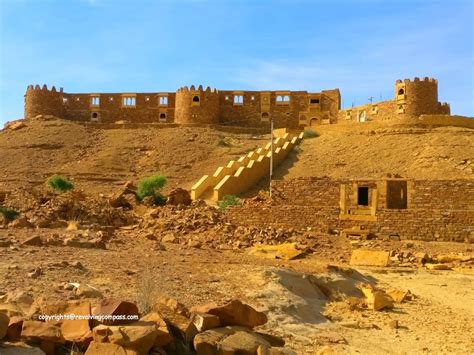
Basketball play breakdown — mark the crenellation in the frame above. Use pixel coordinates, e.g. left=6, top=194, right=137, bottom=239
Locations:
left=23, top=76, right=451, bottom=126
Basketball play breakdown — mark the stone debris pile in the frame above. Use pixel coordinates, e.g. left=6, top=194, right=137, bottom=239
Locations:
left=0, top=294, right=297, bottom=355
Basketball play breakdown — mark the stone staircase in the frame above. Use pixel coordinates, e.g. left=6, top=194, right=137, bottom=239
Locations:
left=191, top=129, right=303, bottom=202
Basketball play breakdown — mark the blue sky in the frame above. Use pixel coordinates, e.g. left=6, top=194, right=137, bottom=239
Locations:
left=0, top=0, right=473, bottom=124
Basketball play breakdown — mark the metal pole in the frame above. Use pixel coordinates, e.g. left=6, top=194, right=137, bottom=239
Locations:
left=270, top=118, right=273, bottom=198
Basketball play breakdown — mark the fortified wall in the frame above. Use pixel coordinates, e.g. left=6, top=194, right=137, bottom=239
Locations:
left=24, top=77, right=451, bottom=128
left=24, top=84, right=341, bottom=129
left=226, top=177, right=474, bottom=242
left=338, top=77, right=450, bottom=123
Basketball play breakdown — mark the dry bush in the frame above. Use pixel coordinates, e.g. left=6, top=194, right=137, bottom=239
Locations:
left=135, top=267, right=159, bottom=314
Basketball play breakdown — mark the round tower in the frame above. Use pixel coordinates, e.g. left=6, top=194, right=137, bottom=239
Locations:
left=394, top=77, right=440, bottom=116
left=24, top=84, right=64, bottom=119
left=175, top=85, right=220, bottom=124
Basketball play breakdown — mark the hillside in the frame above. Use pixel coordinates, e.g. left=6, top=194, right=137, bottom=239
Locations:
left=0, top=118, right=268, bottom=195
left=274, top=122, right=474, bottom=181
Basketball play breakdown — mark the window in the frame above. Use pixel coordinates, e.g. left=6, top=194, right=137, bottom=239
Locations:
left=357, top=187, right=369, bottom=206
left=234, top=95, right=243, bottom=104
left=387, top=181, right=407, bottom=209
left=62, top=98, right=68, bottom=104
left=159, top=113, right=167, bottom=121
left=225, top=95, right=229, bottom=100
left=261, top=112, right=270, bottom=122
left=123, top=97, right=136, bottom=106
left=75, top=97, right=80, bottom=102
left=109, top=97, right=114, bottom=101
left=145, top=96, right=150, bottom=102
left=398, top=88, right=405, bottom=95
left=159, top=96, right=168, bottom=105
left=192, top=96, right=200, bottom=102
left=276, top=95, right=290, bottom=103
left=310, top=98, right=320, bottom=104
left=91, top=112, right=100, bottom=121
left=251, top=95, right=255, bottom=101
left=91, top=96, right=100, bottom=106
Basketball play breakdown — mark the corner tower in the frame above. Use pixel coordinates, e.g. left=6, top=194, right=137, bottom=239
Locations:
left=394, top=77, right=450, bottom=116
left=24, top=84, right=64, bottom=119
left=175, top=85, right=220, bottom=124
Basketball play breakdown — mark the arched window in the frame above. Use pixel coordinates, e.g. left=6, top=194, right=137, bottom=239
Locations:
left=398, top=88, right=405, bottom=95
left=192, top=96, right=200, bottom=102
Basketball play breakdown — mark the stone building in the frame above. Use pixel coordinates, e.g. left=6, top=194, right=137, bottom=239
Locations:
left=23, top=77, right=450, bottom=128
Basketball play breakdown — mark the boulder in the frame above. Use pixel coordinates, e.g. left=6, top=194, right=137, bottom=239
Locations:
left=153, top=304, right=197, bottom=343
left=10, top=217, right=34, bottom=229
left=6, top=316, right=23, bottom=341
left=426, top=263, right=451, bottom=270
left=350, top=249, right=389, bottom=267
left=85, top=341, right=127, bottom=355
left=193, top=326, right=271, bottom=354
left=191, top=299, right=267, bottom=328
left=167, top=188, right=192, bottom=206
left=41, top=301, right=91, bottom=342
left=0, top=311, right=9, bottom=339
left=21, top=320, right=65, bottom=343
left=140, top=312, right=172, bottom=347
left=92, top=322, right=158, bottom=354
left=75, top=284, right=103, bottom=299
left=93, top=299, right=139, bottom=325
left=6, top=121, right=26, bottom=131
left=359, top=286, right=394, bottom=311
left=249, top=243, right=303, bottom=261
left=386, top=289, right=411, bottom=303
left=191, top=312, right=220, bottom=332
left=0, top=343, right=47, bottom=354
left=21, top=236, right=43, bottom=247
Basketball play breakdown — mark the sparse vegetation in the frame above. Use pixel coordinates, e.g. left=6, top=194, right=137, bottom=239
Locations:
left=0, top=206, right=19, bottom=222
left=218, top=194, right=240, bottom=210
left=47, top=175, right=74, bottom=193
left=303, top=129, right=319, bottom=139
left=136, top=174, right=167, bottom=205
left=136, top=267, right=159, bottom=313
left=217, top=137, right=232, bottom=147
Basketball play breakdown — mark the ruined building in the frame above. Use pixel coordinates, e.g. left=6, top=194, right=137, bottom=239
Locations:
left=24, top=77, right=450, bottom=128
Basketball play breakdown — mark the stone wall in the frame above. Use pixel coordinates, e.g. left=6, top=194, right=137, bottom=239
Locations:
left=24, top=85, right=64, bottom=119
left=337, top=77, right=451, bottom=124
left=226, top=177, right=474, bottom=242
left=175, top=86, right=220, bottom=124
left=62, top=92, right=176, bottom=123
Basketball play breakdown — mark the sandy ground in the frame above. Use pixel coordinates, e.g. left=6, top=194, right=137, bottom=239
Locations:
left=1, top=227, right=472, bottom=354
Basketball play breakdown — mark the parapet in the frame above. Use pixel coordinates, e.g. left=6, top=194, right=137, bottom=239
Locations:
left=24, top=83, right=64, bottom=119
left=26, top=84, right=64, bottom=93
left=177, top=85, right=218, bottom=93
left=396, top=77, right=438, bottom=84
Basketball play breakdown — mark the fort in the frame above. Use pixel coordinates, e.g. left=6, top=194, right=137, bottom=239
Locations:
left=23, top=77, right=450, bottom=127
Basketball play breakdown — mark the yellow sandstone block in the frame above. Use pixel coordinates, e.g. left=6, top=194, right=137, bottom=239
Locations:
left=350, top=249, right=389, bottom=267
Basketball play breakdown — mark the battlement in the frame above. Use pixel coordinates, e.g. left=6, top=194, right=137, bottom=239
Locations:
left=26, top=84, right=64, bottom=93
left=177, top=85, right=218, bottom=93
left=22, top=76, right=451, bottom=127
left=396, top=77, right=438, bottom=84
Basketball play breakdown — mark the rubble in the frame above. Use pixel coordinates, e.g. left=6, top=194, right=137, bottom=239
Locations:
left=359, top=284, right=394, bottom=311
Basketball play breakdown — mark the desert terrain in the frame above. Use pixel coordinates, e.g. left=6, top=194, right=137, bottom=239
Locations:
left=0, top=116, right=473, bottom=354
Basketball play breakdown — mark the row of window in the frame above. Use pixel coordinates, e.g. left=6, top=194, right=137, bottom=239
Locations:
left=63, top=96, right=169, bottom=106
left=64, top=94, right=322, bottom=106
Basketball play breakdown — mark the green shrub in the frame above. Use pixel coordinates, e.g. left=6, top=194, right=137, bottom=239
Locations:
left=218, top=195, right=240, bottom=210
left=0, top=206, right=19, bottom=222
left=136, top=175, right=167, bottom=205
left=303, top=129, right=319, bottom=139
left=47, top=175, right=74, bottom=193
left=217, top=137, right=231, bottom=147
